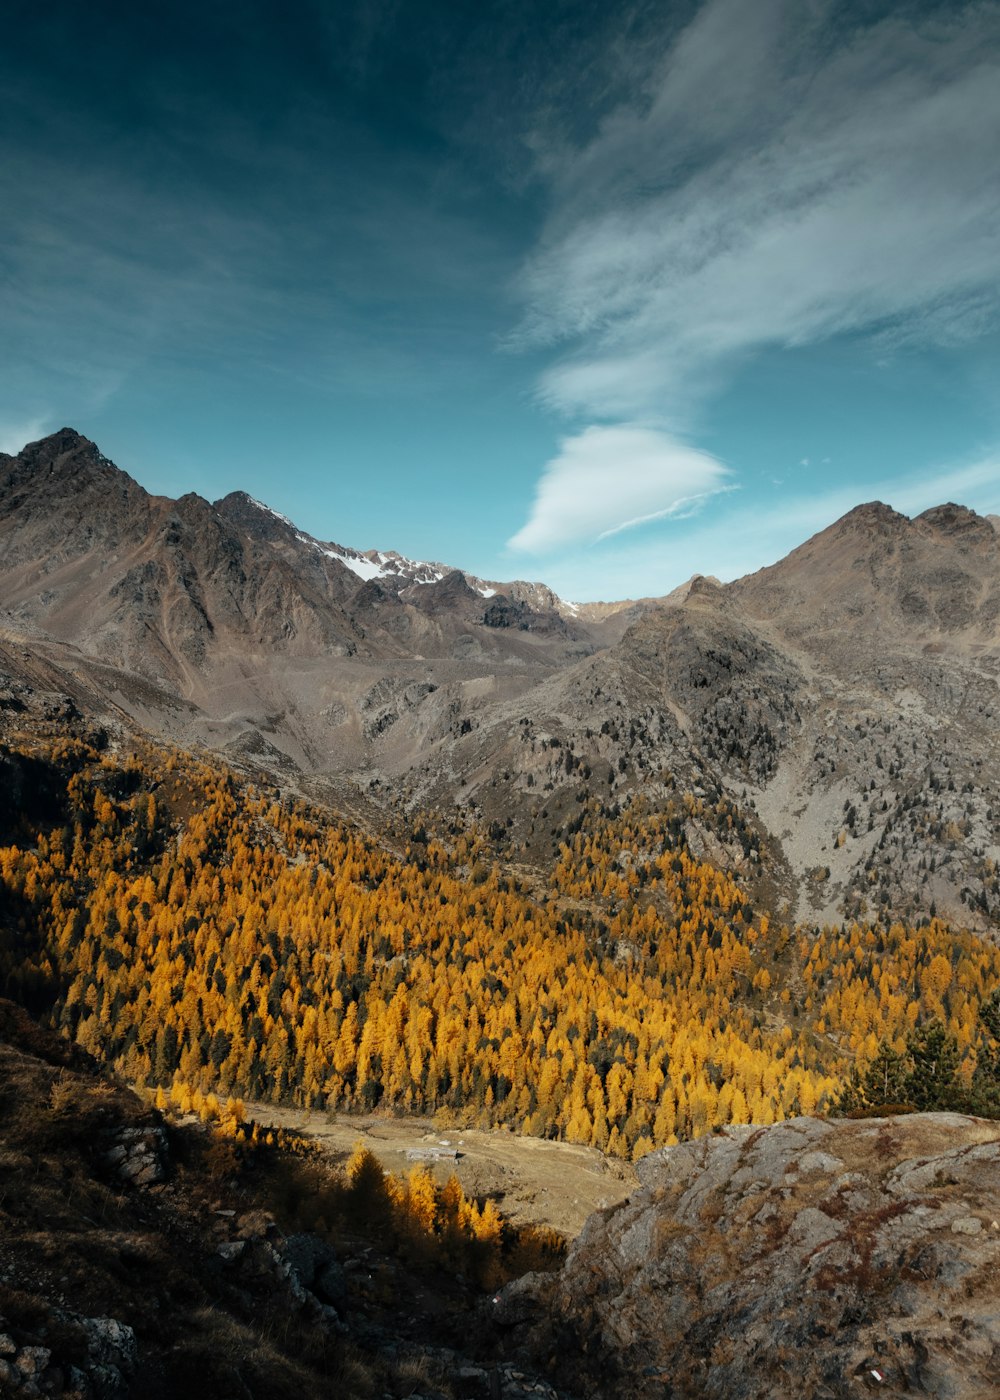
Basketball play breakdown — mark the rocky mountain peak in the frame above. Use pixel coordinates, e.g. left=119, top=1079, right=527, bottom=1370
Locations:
left=214, top=490, right=297, bottom=541
left=685, top=573, right=724, bottom=602
left=835, top=499, right=909, bottom=534
left=27, top=427, right=107, bottom=468
left=22, top=425, right=97, bottom=460
left=2, top=427, right=135, bottom=493
left=731, top=496, right=999, bottom=640
left=414, top=568, right=479, bottom=606
left=916, top=501, right=997, bottom=542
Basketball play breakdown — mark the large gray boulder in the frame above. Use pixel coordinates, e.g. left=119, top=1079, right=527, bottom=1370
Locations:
left=500, top=1114, right=1000, bottom=1398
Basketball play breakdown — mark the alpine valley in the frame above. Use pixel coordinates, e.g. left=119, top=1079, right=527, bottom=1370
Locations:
left=2, top=429, right=1000, bottom=1400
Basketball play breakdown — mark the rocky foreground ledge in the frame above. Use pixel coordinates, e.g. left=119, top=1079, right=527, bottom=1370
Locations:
left=496, top=1114, right=1000, bottom=1399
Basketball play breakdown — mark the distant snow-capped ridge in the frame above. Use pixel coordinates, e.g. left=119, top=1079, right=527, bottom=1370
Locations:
left=307, top=539, right=497, bottom=596
left=240, top=491, right=573, bottom=611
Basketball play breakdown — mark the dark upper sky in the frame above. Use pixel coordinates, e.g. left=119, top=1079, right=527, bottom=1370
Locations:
left=3, top=0, right=999, bottom=599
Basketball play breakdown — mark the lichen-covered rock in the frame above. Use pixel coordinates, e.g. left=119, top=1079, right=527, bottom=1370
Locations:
left=79, top=1317, right=136, bottom=1367
left=211, top=1230, right=348, bottom=1333
left=16, top=1345, right=52, bottom=1375
left=502, top=1114, right=1000, bottom=1399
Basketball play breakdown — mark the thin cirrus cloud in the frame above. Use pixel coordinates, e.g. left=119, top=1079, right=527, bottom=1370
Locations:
left=507, top=425, right=731, bottom=554
left=506, top=0, right=1000, bottom=556
left=518, top=0, right=1000, bottom=418
left=531, top=453, right=1000, bottom=603
left=0, top=415, right=51, bottom=455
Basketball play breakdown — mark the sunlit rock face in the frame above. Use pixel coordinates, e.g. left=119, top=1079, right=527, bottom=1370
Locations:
left=500, top=1113, right=1000, bottom=1400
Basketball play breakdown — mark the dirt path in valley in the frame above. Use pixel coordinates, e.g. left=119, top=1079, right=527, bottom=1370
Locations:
left=246, top=1102, right=638, bottom=1238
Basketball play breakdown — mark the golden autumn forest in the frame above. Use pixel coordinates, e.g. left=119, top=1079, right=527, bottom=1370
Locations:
left=2, top=728, right=1000, bottom=1162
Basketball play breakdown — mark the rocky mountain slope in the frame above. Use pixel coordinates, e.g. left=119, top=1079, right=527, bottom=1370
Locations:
left=10, top=970, right=999, bottom=1400
left=395, top=505, right=1000, bottom=930
left=0, top=999, right=571, bottom=1400
left=498, top=1112, right=1000, bottom=1399
left=0, top=426, right=592, bottom=639
left=2, top=429, right=999, bottom=930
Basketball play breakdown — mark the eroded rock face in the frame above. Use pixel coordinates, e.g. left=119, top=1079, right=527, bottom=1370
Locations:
left=501, top=1114, right=1000, bottom=1399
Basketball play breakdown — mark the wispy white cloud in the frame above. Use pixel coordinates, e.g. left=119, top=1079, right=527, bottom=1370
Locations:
left=532, top=452, right=1000, bottom=602
left=507, top=424, right=730, bottom=553
left=515, top=0, right=1000, bottom=422
left=0, top=75, right=517, bottom=429
left=0, top=415, right=50, bottom=454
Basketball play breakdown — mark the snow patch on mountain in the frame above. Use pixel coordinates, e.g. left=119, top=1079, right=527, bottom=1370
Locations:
left=301, top=537, right=386, bottom=581
left=237, top=488, right=579, bottom=614
left=247, top=496, right=295, bottom=528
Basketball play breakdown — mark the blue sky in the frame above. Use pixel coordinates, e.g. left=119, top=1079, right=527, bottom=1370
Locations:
left=2, top=0, right=999, bottom=601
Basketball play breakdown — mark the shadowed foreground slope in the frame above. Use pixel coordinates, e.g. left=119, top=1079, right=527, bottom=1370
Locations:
left=0, top=999, right=573, bottom=1399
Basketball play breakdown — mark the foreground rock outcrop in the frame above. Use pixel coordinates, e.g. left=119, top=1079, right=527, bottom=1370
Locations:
left=499, top=1114, right=1000, bottom=1398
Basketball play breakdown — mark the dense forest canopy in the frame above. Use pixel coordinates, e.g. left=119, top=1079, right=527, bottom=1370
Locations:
left=1, top=730, right=999, bottom=1160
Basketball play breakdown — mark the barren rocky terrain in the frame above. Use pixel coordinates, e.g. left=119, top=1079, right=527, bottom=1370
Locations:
left=4, top=982, right=1000, bottom=1400
left=3, top=428, right=999, bottom=931
left=499, top=1113, right=1000, bottom=1399
left=0, top=1001, right=573, bottom=1400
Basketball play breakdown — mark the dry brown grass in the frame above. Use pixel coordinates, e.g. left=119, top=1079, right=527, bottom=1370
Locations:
left=388, top=1352, right=451, bottom=1398
left=0, top=999, right=556, bottom=1398
left=0, top=1005, right=365, bottom=1397
left=654, top=1217, right=690, bottom=1254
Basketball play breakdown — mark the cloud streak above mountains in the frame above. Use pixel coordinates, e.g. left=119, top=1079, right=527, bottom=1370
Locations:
left=3, top=1, right=999, bottom=592
left=507, top=0, right=1000, bottom=554
left=508, top=425, right=731, bottom=553
left=532, top=450, right=1000, bottom=603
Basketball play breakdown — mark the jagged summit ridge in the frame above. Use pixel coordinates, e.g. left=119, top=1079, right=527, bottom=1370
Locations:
left=0, top=427, right=600, bottom=771
left=215, top=483, right=561, bottom=606
left=0, top=427, right=143, bottom=499
left=1, top=427, right=999, bottom=930
left=3, top=430, right=571, bottom=617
